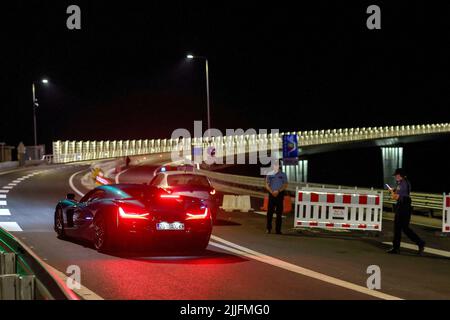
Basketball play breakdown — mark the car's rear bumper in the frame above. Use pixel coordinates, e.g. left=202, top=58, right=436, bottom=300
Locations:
left=116, top=219, right=212, bottom=244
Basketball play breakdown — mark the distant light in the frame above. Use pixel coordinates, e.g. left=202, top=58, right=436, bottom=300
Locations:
left=186, top=54, right=194, bottom=59
left=161, top=167, right=166, bottom=172
left=42, top=79, right=49, bottom=84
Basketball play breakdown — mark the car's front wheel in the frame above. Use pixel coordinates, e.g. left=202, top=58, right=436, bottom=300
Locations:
left=54, top=207, right=65, bottom=239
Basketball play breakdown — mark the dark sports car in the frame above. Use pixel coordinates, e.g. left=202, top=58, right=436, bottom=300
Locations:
left=54, top=184, right=212, bottom=252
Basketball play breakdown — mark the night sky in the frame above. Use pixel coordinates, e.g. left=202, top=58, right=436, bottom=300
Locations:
left=1, top=1, right=449, bottom=151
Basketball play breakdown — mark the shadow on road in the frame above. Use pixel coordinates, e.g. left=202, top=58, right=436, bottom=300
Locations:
left=214, top=218, right=241, bottom=226
left=58, top=236, right=248, bottom=263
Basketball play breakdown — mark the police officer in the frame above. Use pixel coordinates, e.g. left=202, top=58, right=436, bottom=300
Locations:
left=265, top=161, right=288, bottom=234
left=387, top=168, right=425, bottom=255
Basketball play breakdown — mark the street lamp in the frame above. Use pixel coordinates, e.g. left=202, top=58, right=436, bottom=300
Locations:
left=186, top=54, right=211, bottom=132
left=32, top=79, right=49, bottom=159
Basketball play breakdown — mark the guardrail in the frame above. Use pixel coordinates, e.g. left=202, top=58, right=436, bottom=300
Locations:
left=200, top=170, right=444, bottom=213
left=52, top=122, right=450, bottom=163
left=0, top=227, right=78, bottom=300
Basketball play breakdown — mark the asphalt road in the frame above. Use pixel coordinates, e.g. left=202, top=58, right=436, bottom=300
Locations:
left=0, top=160, right=449, bottom=300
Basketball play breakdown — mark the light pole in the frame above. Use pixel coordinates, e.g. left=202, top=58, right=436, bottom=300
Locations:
left=32, top=79, right=49, bottom=159
left=187, top=54, right=211, bottom=131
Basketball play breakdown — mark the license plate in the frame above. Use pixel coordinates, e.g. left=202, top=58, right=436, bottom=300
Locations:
left=156, top=222, right=185, bottom=230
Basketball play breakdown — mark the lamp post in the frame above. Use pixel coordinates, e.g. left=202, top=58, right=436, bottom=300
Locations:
left=32, top=79, right=49, bottom=159
left=187, top=54, right=211, bottom=131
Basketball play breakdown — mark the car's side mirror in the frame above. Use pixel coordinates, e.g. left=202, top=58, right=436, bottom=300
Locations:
left=66, top=193, right=76, bottom=201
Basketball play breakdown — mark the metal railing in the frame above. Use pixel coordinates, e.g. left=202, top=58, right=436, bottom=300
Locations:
left=200, top=170, right=444, bottom=213
left=0, top=227, right=78, bottom=300
left=52, top=122, right=450, bottom=163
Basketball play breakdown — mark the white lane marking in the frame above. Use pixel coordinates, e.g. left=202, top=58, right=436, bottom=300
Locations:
left=0, top=209, right=11, bottom=215
left=17, top=177, right=27, bottom=180
left=210, top=235, right=402, bottom=300
left=12, top=180, right=21, bottom=183
left=0, top=195, right=6, bottom=199
left=382, top=242, right=450, bottom=258
left=115, top=167, right=131, bottom=184
left=0, top=222, right=22, bottom=231
left=3, top=186, right=13, bottom=189
left=0, top=190, right=9, bottom=193
left=8, top=183, right=17, bottom=186
left=69, top=170, right=88, bottom=197
left=0, top=200, right=7, bottom=206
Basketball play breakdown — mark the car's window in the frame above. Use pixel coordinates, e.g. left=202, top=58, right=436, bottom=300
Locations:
left=120, top=186, right=157, bottom=200
left=80, top=189, right=105, bottom=203
left=167, top=174, right=210, bottom=188
left=149, top=174, right=164, bottom=186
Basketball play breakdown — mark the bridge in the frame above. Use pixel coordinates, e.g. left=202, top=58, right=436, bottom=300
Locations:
left=52, top=122, right=450, bottom=186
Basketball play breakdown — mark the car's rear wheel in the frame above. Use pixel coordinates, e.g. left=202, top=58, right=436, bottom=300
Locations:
left=191, top=234, right=210, bottom=253
left=55, top=207, right=65, bottom=239
left=94, top=216, right=115, bottom=253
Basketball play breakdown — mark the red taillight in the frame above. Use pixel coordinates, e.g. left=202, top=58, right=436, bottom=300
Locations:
left=186, top=207, right=209, bottom=220
left=118, top=206, right=149, bottom=220
left=209, top=189, right=216, bottom=195
left=160, top=194, right=180, bottom=199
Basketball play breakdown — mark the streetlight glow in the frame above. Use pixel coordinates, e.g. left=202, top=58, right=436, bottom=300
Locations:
left=186, top=54, right=194, bottom=59
left=42, top=79, right=49, bottom=84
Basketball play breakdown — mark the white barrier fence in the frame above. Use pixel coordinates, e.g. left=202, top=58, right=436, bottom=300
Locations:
left=443, top=194, right=450, bottom=233
left=52, top=122, right=450, bottom=163
left=294, top=187, right=383, bottom=231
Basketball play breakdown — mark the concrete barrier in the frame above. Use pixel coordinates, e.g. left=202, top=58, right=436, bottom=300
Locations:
left=221, top=195, right=254, bottom=212
left=220, top=195, right=238, bottom=212
left=0, top=161, right=18, bottom=171
left=236, top=195, right=252, bottom=212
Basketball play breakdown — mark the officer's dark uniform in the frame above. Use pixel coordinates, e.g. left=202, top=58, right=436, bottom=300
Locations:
left=266, top=170, right=288, bottom=234
left=390, top=170, right=425, bottom=253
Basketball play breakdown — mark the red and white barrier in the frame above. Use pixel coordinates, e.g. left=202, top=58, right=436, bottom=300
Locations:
left=443, top=194, right=450, bottom=233
left=294, top=187, right=383, bottom=231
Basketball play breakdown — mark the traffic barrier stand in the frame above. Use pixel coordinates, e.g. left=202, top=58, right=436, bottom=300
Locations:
left=220, top=195, right=239, bottom=212
left=95, top=175, right=111, bottom=186
left=294, top=187, right=383, bottom=231
left=443, top=193, right=450, bottom=233
left=236, top=195, right=253, bottom=212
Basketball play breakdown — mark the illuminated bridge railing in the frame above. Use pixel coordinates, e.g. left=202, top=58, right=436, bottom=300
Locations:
left=52, top=123, right=450, bottom=163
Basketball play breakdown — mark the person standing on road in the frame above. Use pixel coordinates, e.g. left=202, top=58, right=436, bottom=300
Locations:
left=265, top=161, right=288, bottom=234
left=387, top=168, right=425, bottom=255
